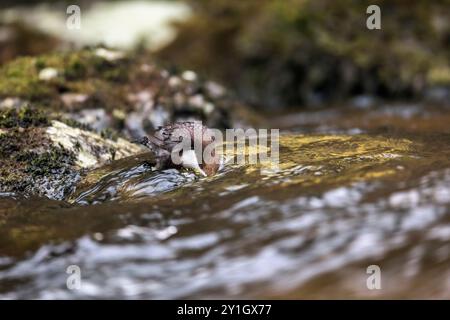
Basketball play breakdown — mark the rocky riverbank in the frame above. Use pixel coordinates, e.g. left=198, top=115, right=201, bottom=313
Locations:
left=0, top=48, right=252, bottom=199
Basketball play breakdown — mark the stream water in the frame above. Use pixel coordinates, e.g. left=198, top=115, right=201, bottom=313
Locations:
left=1, top=103, right=450, bottom=299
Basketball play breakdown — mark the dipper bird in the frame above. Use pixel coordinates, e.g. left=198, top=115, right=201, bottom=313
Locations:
left=137, top=122, right=220, bottom=176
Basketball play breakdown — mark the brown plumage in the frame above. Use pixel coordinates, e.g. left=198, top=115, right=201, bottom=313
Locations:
left=138, top=122, right=220, bottom=176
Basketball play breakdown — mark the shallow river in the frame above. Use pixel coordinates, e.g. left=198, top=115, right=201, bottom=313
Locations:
left=1, top=104, right=450, bottom=299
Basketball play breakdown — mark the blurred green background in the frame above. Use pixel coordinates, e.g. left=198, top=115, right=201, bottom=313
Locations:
left=1, top=0, right=449, bottom=109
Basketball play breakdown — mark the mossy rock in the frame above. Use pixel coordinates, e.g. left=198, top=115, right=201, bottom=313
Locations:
left=0, top=48, right=239, bottom=136
left=0, top=49, right=131, bottom=108
left=0, top=105, right=144, bottom=200
left=0, top=48, right=253, bottom=199
left=0, top=105, right=48, bottom=128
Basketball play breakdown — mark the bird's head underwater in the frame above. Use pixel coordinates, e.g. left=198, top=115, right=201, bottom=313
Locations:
left=137, top=122, right=220, bottom=176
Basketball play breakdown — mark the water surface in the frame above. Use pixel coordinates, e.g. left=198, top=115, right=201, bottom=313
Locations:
left=1, top=104, right=450, bottom=299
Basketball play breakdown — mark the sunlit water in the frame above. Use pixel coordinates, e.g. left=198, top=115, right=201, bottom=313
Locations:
left=1, top=104, right=450, bottom=299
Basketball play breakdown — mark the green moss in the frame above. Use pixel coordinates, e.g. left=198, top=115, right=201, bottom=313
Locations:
left=0, top=131, right=21, bottom=156
left=0, top=105, right=49, bottom=128
left=24, top=147, right=75, bottom=177
left=74, top=141, right=82, bottom=150
left=428, top=66, right=450, bottom=86
left=0, top=49, right=132, bottom=109
left=100, top=128, right=119, bottom=141
left=0, top=57, right=53, bottom=99
left=59, top=117, right=92, bottom=131
left=0, top=127, right=77, bottom=196
left=0, top=128, right=41, bottom=185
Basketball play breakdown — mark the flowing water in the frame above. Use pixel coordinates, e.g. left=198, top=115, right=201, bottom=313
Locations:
left=1, top=104, right=450, bottom=299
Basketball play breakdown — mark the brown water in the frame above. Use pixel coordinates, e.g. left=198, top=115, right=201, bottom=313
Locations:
left=1, top=103, right=450, bottom=299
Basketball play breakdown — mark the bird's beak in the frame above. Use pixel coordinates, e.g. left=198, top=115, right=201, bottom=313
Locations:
left=180, top=149, right=207, bottom=177
left=197, top=168, right=208, bottom=177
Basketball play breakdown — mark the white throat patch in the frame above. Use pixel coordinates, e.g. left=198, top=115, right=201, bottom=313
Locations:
left=180, top=149, right=207, bottom=176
